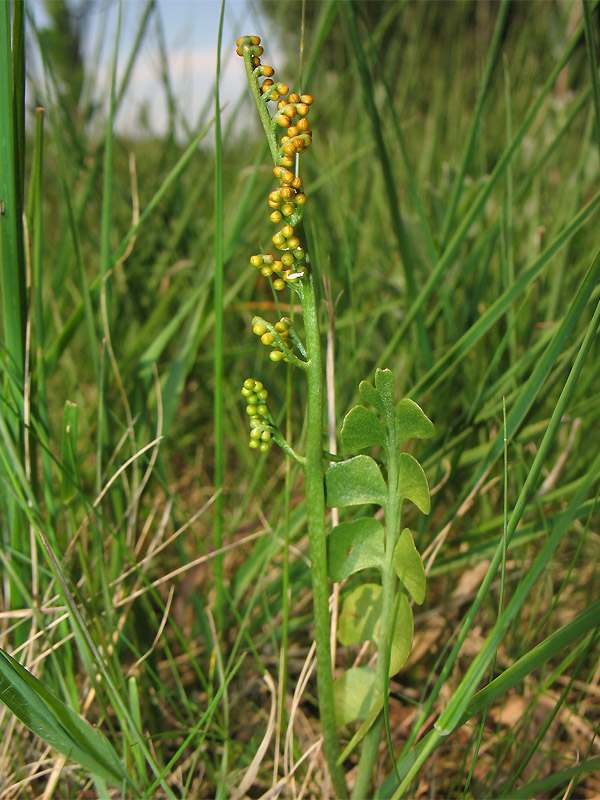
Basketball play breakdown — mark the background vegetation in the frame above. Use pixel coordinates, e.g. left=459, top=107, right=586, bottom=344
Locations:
left=1, top=0, right=599, bottom=797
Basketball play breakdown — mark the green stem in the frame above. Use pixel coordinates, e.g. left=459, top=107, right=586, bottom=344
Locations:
left=214, top=0, right=226, bottom=632
left=0, top=1, right=26, bottom=383
left=352, top=420, right=401, bottom=798
left=241, top=38, right=345, bottom=794
left=241, top=45, right=279, bottom=164
left=301, top=277, right=348, bottom=799
left=270, top=428, right=305, bottom=465
left=252, top=315, right=308, bottom=369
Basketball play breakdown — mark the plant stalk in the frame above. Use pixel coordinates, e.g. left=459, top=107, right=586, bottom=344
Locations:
left=352, top=416, right=401, bottom=798
left=240, top=39, right=346, bottom=794
left=301, top=276, right=348, bottom=798
left=241, top=47, right=279, bottom=164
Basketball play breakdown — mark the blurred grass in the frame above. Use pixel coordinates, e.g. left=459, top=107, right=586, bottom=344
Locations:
left=0, top=0, right=599, bottom=797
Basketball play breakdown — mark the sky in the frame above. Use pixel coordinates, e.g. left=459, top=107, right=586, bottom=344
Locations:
left=30, top=0, right=283, bottom=138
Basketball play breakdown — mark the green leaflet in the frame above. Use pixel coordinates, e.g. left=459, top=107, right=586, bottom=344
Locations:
left=333, top=667, right=376, bottom=726
left=351, top=372, right=434, bottom=456
left=359, top=377, right=385, bottom=415
left=338, top=584, right=414, bottom=676
left=374, top=368, right=396, bottom=415
left=338, top=583, right=382, bottom=646
left=395, top=398, right=435, bottom=448
left=337, top=688, right=386, bottom=765
left=398, top=452, right=431, bottom=514
left=387, top=593, right=414, bottom=675
left=341, top=404, right=387, bottom=451
left=326, top=455, right=387, bottom=507
left=393, top=528, right=427, bottom=605
left=327, top=518, right=385, bottom=581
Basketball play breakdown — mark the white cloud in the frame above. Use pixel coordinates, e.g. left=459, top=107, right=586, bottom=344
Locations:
left=28, top=0, right=285, bottom=141
left=113, top=43, right=254, bottom=139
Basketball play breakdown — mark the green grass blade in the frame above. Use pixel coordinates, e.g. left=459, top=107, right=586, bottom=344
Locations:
left=213, top=1, right=226, bottom=632
left=501, top=55, right=517, bottom=371
left=115, top=1, right=156, bottom=109
left=386, top=248, right=600, bottom=788
left=411, top=188, right=600, bottom=399
left=506, top=757, right=600, bottom=799
left=44, top=119, right=213, bottom=371
left=0, top=647, right=134, bottom=791
left=379, top=599, right=600, bottom=797
left=0, top=2, right=26, bottom=380
left=99, top=5, right=120, bottom=303
left=393, top=253, right=600, bottom=793
left=343, top=0, right=433, bottom=370
left=358, top=12, right=459, bottom=341
left=464, top=248, right=600, bottom=494
left=439, top=0, right=510, bottom=247
left=464, top=599, right=600, bottom=721
left=379, top=14, right=588, bottom=362
left=27, top=107, right=56, bottom=518
left=498, top=629, right=599, bottom=795
left=141, top=654, right=246, bottom=800
left=10, top=0, right=25, bottom=204
left=582, top=0, right=600, bottom=152
left=41, top=66, right=99, bottom=377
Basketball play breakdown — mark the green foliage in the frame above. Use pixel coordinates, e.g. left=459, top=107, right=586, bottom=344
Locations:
left=339, top=404, right=387, bottom=450
left=327, top=454, right=388, bottom=507
left=394, top=399, right=436, bottom=448
left=0, top=648, right=133, bottom=791
left=396, top=453, right=431, bottom=513
left=326, top=369, right=432, bottom=752
left=333, top=667, right=376, bottom=727
left=338, top=585, right=414, bottom=677
left=393, top=529, right=426, bottom=605
left=338, top=583, right=383, bottom=646
left=37, top=0, right=86, bottom=115
left=327, top=518, right=384, bottom=581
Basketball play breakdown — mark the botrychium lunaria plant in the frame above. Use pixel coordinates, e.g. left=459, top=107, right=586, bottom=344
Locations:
left=237, top=35, right=434, bottom=799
